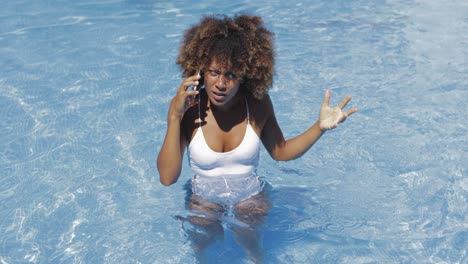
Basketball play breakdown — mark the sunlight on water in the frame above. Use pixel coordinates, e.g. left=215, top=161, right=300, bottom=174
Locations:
left=0, top=0, right=466, bottom=263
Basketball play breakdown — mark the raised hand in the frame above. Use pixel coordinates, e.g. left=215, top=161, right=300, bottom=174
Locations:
left=169, top=71, right=201, bottom=121
left=319, top=89, right=357, bottom=131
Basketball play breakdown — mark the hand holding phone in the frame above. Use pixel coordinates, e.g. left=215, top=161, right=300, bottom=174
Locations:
left=186, top=71, right=201, bottom=107
left=186, top=71, right=201, bottom=92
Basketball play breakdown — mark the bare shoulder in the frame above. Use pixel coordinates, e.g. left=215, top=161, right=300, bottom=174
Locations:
left=248, top=93, right=274, bottom=131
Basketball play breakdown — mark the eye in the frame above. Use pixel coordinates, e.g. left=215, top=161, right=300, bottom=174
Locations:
left=225, top=72, right=237, bottom=81
left=208, top=70, right=220, bottom=77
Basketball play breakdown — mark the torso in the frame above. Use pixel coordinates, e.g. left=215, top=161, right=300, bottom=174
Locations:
left=185, top=89, right=267, bottom=205
left=183, top=89, right=268, bottom=148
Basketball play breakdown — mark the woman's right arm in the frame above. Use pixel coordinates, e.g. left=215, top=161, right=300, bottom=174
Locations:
left=157, top=73, right=200, bottom=186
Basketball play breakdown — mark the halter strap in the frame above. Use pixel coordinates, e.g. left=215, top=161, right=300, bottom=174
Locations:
left=197, top=95, right=202, bottom=128
left=245, top=98, right=250, bottom=123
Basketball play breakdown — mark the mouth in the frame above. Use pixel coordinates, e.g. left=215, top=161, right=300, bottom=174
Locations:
left=211, top=90, right=226, bottom=102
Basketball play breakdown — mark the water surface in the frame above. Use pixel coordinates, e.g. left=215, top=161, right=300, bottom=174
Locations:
left=1, top=0, right=466, bottom=263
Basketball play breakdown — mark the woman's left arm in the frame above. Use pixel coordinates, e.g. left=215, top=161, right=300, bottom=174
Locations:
left=261, top=90, right=357, bottom=161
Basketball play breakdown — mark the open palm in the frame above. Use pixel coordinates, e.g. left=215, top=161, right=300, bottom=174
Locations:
left=319, top=90, right=357, bottom=131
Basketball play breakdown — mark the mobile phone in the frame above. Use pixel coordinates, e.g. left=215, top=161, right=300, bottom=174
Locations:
left=186, top=85, right=198, bottom=91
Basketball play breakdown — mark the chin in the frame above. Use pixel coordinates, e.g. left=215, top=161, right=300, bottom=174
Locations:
left=209, top=98, right=226, bottom=106
left=207, top=93, right=228, bottom=106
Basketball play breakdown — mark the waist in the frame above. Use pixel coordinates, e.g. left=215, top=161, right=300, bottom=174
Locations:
left=191, top=163, right=257, bottom=178
left=191, top=173, right=264, bottom=205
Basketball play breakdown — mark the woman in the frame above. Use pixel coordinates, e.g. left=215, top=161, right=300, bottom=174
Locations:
left=157, top=14, right=357, bottom=259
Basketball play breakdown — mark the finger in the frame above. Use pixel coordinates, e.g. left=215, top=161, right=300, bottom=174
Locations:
left=188, top=71, right=201, bottom=81
left=322, top=89, right=331, bottom=106
left=185, top=89, right=199, bottom=96
left=184, top=82, right=199, bottom=91
left=338, top=108, right=357, bottom=124
left=343, top=107, right=358, bottom=117
left=182, top=71, right=202, bottom=90
left=338, top=95, right=352, bottom=109
left=185, top=76, right=201, bottom=85
left=179, top=79, right=200, bottom=92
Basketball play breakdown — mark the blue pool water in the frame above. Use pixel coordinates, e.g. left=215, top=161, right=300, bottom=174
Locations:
left=1, top=0, right=467, bottom=263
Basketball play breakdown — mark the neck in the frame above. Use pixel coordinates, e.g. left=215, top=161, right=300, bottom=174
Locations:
left=208, top=92, right=247, bottom=132
left=209, top=91, right=244, bottom=112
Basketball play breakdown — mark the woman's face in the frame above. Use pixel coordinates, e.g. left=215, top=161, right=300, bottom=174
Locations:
left=203, top=59, right=242, bottom=109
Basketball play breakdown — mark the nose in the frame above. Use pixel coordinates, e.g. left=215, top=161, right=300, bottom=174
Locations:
left=215, top=75, right=227, bottom=90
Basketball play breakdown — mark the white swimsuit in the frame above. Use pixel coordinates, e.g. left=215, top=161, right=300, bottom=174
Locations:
left=188, top=97, right=264, bottom=206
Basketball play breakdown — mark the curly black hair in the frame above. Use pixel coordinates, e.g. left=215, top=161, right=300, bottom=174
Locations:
left=176, top=14, right=275, bottom=100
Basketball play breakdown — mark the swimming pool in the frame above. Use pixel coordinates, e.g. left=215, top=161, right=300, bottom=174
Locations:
left=1, top=0, right=466, bottom=263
